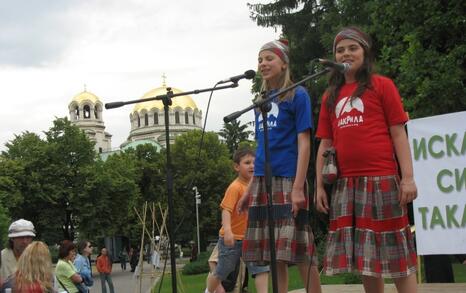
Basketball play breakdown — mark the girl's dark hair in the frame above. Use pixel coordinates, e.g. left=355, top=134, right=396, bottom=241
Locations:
left=326, top=26, right=374, bottom=111
left=58, top=240, right=76, bottom=259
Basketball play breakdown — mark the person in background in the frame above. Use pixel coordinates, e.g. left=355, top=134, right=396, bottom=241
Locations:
left=129, top=247, right=139, bottom=273
left=0, top=219, right=36, bottom=280
left=96, top=248, right=114, bottom=293
left=118, top=249, right=128, bottom=271
left=315, top=26, right=418, bottom=293
left=1, top=241, right=54, bottom=293
left=74, top=240, right=94, bottom=291
left=55, top=240, right=83, bottom=293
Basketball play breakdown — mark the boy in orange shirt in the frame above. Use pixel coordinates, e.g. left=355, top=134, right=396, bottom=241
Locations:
left=205, top=148, right=268, bottom=293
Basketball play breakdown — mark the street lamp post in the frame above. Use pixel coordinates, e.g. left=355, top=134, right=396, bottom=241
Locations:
left=193, top=186, right=201, bottom=255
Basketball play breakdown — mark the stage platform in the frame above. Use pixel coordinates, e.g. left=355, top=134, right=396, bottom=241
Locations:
left=289, top=283, right=466, bottom=292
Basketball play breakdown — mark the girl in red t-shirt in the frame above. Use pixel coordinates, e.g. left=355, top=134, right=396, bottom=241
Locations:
left=315, top=27, right=418, bottom=293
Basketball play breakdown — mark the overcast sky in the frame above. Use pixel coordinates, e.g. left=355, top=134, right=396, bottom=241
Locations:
left=0, top=0, right=280, bottom=151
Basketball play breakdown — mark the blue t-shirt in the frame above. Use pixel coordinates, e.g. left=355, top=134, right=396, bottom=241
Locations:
left=254, top=86, right=312, bottom=177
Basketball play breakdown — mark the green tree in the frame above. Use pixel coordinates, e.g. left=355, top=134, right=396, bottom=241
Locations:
left=248, top=0, right=466, bottom=118
left=367, top=0, right=466, bottom=117
left=132, top=144, right=166, bottom=203
left=170, top=130, right=234, bottom=247
left=1, top=118, right=96, bottom=242
left=41, top=118, right=96, bottom=241
left=0, top=202, right=10, bottom=247
left=0, top=157, right=22, bottom=246
left=78, top=152, right=140, bottom=243
left=218, top=120, right=254, bottom=155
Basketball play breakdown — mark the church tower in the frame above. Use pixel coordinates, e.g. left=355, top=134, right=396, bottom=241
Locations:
left=68, top=89, right=112, bottom=153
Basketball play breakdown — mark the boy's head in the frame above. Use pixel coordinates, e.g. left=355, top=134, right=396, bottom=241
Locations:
left=233, top=147, right=255, bottom=181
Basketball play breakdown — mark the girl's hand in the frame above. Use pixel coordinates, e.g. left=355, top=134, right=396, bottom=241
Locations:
left=399, top=177, right=417, bottom=205
left=237, top=193, right=250, bottom=214
left=291, top=187, right=305, bottom=217
left=315, top=186, right=329, bottom=214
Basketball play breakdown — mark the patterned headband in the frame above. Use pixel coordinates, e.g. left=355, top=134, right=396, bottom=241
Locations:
left=260, top=39, right=290, bottom=63
left=333, top=28, right=370, bottom=54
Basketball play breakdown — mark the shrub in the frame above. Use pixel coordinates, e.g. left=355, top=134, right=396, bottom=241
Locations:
left=182, top=251, right=210, bottom=275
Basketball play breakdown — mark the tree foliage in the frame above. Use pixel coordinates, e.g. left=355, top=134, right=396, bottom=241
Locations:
left=170, top=130, right=234, bottom=247
left=0, top=122, right=237, bottom=249
left=1, top=119, right=97, bottom=242
left=248, top=0, right=466, bottom=118
left=218, top=120, right=254, bottom=156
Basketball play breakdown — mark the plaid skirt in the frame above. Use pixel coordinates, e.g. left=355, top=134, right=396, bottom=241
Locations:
left=242, top=176, right=318, bottom=266
left=323, top=175, right=417, bottom=278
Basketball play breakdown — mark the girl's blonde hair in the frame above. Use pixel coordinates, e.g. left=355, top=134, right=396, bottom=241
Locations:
left=15, top=241, right=54, bottom=292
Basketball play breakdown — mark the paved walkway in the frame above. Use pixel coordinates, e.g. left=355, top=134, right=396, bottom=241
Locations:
left=90, top=262, right=161, bottom=293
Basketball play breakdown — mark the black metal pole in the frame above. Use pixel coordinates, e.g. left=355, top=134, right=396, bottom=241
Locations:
left=161, top=88, right=178, bottom=292
left=260, top=101, right=279, bottom=293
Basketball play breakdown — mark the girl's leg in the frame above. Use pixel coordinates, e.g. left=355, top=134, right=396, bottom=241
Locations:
left=297, top=263, right=322, bottom=293
left=254, top=272, right=269, bottom=293
left=276, top=262, right=288, bottom=293
left=362, top=275, right=384, bottom=293
left=393, top=274, right=417, bottom=293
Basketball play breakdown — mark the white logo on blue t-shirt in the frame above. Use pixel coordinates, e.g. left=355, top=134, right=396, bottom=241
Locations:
left=257, top=102, right=280, bottom=130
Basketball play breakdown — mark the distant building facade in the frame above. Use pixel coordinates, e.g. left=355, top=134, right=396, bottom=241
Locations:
left=69, top=82, right=203, bottom=156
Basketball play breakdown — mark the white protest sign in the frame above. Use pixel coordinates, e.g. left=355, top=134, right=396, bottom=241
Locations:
left=408, top=111, right=466, bottom=255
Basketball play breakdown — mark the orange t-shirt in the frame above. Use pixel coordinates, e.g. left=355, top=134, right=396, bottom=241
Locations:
left=219, top=177, right=248, bottom=240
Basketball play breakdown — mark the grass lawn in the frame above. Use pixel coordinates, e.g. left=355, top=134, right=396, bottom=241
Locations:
left=153, top=263, right=466, bottom=293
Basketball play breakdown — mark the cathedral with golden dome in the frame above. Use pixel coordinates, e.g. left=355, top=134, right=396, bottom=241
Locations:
left=68, top=79, right=203, bottom=155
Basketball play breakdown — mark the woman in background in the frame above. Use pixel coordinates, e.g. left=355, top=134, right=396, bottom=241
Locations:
left=55, top=240, right=83, bottom=293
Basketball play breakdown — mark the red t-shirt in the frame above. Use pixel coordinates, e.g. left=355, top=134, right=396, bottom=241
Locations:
left=316, top=75, right=408, bottom=177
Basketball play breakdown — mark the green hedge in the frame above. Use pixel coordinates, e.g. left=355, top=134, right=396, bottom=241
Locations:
left=182, top=251, right=211, bottom=275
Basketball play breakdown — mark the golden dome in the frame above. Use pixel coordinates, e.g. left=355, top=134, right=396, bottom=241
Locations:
left=71, top=91, right=101, bottom=104
left=133, top=86, right=198, bottom=113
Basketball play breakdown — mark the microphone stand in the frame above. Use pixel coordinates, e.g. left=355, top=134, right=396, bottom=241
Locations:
left=224, top=68, right=329, bottom=293
left=106, top=82, right=239, bottom=293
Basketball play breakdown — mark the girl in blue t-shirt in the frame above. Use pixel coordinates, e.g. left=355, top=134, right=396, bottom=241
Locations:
left=238, top=39, right=321, bottom=293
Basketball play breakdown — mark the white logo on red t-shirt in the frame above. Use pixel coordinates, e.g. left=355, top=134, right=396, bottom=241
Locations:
left=335, top=96, right=364, bottom=128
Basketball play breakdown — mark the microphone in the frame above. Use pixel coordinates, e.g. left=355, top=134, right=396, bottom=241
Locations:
left=218, top=70, right=256, bottom=84
left=318, top=59, right=351, bottom=73
left=105, top=101, right=126, bottom=109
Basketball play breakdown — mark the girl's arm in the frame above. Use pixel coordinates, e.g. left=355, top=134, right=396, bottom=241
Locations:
left=390, top=124, right=417, bottom=205
left=291, top=129, right=311, bottom=217
left=315, top=138, right=333, bottom=214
